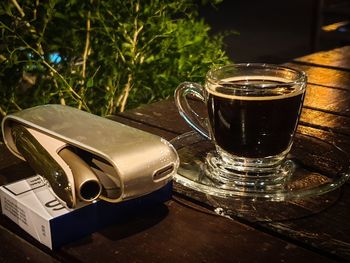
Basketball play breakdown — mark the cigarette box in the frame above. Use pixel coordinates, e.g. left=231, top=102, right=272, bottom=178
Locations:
left=0, top=175, right=171, bottom=249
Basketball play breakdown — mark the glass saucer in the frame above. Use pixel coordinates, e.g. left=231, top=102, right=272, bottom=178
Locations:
left=171, top=131, right=350, bottom=202
left=171, top=131, right=350, bottom=221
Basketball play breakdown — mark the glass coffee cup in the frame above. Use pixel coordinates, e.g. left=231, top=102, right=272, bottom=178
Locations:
left=175, top=63, right=307, bottom=190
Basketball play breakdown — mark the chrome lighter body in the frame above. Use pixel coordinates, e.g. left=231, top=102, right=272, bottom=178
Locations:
left=2, top=105, right=179, bottom=208
left=11, top=125, right=75, bottom=207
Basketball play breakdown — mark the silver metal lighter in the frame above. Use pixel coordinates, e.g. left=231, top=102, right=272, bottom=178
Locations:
left=2, top=105, right=179, bottom=208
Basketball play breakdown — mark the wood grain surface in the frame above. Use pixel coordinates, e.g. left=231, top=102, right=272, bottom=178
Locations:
left=1, top=46, right=350, bottom=262
left=294, top=46, right=350, bottom=70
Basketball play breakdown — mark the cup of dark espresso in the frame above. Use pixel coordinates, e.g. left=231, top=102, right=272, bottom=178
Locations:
left=175, top=64, right=307, bottom=189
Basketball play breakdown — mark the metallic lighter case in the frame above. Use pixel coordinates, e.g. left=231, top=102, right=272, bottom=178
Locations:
left=2, top=105, right=179, bottom=208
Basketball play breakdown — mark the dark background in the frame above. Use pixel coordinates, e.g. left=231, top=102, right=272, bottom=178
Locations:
left=199, top=0, right=350, bottom=63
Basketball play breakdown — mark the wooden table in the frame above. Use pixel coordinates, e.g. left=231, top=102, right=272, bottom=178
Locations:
left=1, top=46, right=350, bottom=262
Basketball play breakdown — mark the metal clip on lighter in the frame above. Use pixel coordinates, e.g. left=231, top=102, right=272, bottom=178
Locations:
left=2, top=105, right=179, bottom=208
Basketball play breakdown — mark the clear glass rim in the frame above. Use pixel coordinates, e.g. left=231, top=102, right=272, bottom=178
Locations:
left=206, top=63, right=307, bottom=88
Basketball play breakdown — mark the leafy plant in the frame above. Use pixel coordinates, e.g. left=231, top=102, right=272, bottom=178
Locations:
left=0, top=0, right=230, bottom=117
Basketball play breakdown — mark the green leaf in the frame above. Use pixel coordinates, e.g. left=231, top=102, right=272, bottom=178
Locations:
left=86, top=78, right=93, bottom=88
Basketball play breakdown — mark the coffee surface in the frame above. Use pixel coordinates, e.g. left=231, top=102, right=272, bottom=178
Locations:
left=207, top=78, right=305, bottom=158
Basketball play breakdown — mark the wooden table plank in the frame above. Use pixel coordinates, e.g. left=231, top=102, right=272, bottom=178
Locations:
left=300, top=108, right=350, bottom=136
left=303, top=84, right=350, bottom=117
left=0, top=222, right=59, bottom=263
left=0, top=143, right=22, bottom=170
left=297, top=125, right=350, bottom=156
left=293, top=46, right=350, bottom=70
left=119, top=99, right=202, bottom=136
left=173, top=182, right=350, bottom=261
left=262, top=184, right=350, bottom=261
left=285, top=62, right=350, bottom=90
left=57, top=199, right=334, bottom=263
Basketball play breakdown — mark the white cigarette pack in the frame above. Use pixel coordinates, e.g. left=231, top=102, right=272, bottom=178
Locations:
left=0, top=175, right=171, bottom=249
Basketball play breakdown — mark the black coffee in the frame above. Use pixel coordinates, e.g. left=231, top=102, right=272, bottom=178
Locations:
left=207, top=79, right=305, bottom=158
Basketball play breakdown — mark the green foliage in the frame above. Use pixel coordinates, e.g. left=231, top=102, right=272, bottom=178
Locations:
left=0, top=0, right=230, bottom=117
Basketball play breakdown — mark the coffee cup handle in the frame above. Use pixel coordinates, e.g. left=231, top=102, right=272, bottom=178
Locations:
left=174, top=82, right=210, bottom=140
